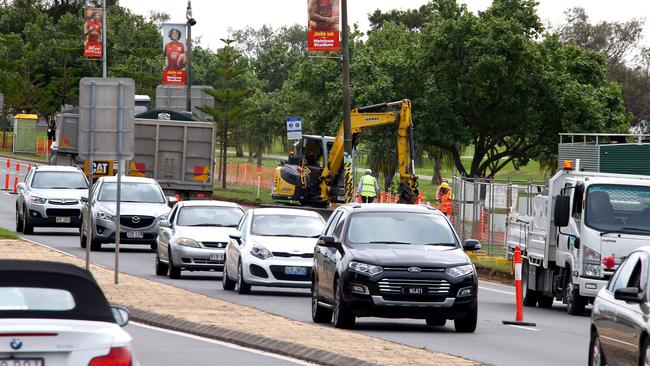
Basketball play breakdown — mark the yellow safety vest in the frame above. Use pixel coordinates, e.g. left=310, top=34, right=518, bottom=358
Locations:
left=360, top=175, right=377, bottom=197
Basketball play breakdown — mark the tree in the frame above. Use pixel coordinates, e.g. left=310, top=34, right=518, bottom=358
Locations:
left=199, top=39, right=251, bottom=189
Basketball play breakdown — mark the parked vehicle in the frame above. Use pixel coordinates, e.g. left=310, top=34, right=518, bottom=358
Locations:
left=222, top=208, right=326, bottom=294
left=80, top=176, right=172, bottom=251
left=589, top=247, right=650, bottom=366
left=156, top=200, right=245, bottom=279
left=15, top=165, right=88, bottom=235
left=0, top=259, right=134, bottom=365
left=311, top=204, right=480, bottom=331
left=506, top=154, right=650, bottom=315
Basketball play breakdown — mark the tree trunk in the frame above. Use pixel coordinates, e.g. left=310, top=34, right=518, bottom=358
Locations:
left=235, top=143, right=244, bottom=158
left=221, top=123, right=228, bottom=190
left=256, top=147, right=263, bottom=167
left=247, top=150, right=255, bottom=164
left=432, top=152, right=443, bottom=185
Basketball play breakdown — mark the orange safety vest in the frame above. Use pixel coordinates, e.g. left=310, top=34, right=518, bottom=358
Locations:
left=439, top=191, right=453, bottom=216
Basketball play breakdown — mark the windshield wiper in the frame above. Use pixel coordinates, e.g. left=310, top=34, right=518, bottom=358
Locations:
left=277, top=234, right=310, bottom=238
left=600, top=227, right=650, bottom=236
left=622, top=227, right=650, bottom=234
left=368, top=241, right=411, bottom=245
left=187, top=223, right=225, bottom=227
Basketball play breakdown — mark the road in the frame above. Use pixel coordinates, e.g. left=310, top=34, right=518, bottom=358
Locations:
left=0, top=159, right=592, bottom=366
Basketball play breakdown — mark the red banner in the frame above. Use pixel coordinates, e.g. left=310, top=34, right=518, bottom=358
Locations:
left=83, top=7, right=103, bottom=58
left=307, top=0, right=340, bottom=52
left=162, top=24, right=187, bottom=85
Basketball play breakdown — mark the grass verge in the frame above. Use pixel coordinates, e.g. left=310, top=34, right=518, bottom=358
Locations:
left=213, top=185, right=274, bottom=206
left=0, top=228, right=19, bottom=240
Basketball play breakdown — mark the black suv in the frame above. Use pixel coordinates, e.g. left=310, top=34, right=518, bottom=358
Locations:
left=311, top=204, right=480, bottom=332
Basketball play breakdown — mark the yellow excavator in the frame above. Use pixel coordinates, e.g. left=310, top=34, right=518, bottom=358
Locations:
left=272, top=99, right=419, bottom=206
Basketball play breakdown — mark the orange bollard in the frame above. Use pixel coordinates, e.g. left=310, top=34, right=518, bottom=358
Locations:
left=13, top=162, right=20, bottom=193
left=502, top=246, right=536, bottom=327
left=4, top=159, right=10, bottom=190
left=28, top=163, right=32, bottom=171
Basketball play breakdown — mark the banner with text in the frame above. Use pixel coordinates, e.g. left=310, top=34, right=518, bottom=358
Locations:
left=307, top=0, right=340, bottom=52
left=83, top=7, right=103, bottom=58
left=162, top=23, right=187, bottom=85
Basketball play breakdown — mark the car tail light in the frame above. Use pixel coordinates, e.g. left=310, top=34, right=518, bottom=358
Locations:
left=88, top=346, right=132, bottom=366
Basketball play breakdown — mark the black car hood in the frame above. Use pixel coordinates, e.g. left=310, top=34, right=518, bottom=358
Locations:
left=348, top=244, right=469, bottom=268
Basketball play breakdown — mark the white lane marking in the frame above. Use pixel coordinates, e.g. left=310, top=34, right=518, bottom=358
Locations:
left=131, top=322, right=318, bottom=366
left=505, top=324, right=539, bottom=332
left=479, top=286, right=515, bottom=295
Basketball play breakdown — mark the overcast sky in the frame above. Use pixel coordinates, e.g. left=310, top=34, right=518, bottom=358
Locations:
left=121, top=0, right=649, bottom=50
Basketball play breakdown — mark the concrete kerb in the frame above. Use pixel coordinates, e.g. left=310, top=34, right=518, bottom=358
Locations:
left=0, top=239, right=484, bottom=366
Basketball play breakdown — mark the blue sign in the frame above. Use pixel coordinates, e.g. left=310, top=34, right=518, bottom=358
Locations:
left=286, top=117, right=302, bottom=140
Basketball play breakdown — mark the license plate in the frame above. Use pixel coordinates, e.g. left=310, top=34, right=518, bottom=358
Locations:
left=284, top=266, right=307, bottom=275
left=126, top=231, right=143, bottom=239
left=403, top=287, right=426, bottom=295
left=209, top=252, right=224, bottom=261
left=55, top=216, right=71, bottom=223
left=0, top=359, right=44, bottom=366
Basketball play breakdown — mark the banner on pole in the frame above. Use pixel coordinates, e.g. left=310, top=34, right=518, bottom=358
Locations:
left=162, top=23, right=187, bottom=85
left=307, top=0, right=340, bottom=52
left=83, top=7, right=103, bottom=58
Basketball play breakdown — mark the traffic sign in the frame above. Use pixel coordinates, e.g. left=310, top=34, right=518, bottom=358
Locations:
left=286, top=117, right=302, bottom=140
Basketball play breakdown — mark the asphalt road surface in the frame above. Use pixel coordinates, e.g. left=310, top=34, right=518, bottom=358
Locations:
left=0, top=160, right=592, bottom=366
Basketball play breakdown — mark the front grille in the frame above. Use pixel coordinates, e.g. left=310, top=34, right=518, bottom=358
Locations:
left=378, top=278, right=451, bottom=296
left=120, top=215, right=155, bottom=229
left=383, top=267, right=445, bottom=273
left=46, top=208, right=80, bottom=217
left=269, top=265, right=311, bottom=281
left=202, top=241, right=228, bottom=249
left=193, top=258, right=224, bottom=265
left=272, top=252, right=313, bottom=258
left=48, top=199, right=79, bottom=205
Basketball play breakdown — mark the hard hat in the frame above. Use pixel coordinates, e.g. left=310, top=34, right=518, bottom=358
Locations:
left=365, top=169, right=372, bottom=175
left=440, top=182, right=450, bottom=189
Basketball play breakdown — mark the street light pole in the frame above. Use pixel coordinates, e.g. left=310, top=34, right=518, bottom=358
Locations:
left=341, top=0, right=352, bottom=156
left=102, top=0, right=107, bottom=78
left=185, top=1, right=195, bottom=113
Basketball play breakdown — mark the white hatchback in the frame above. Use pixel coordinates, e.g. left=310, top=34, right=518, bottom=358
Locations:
left=222, top=208, right=325, bottom=294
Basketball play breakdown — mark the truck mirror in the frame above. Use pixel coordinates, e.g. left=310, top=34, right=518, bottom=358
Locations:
left=554, top=196, right=571, bottom=228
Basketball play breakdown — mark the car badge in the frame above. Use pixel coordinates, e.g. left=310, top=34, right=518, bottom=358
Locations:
left=10, top=338, right=22, bottom=350
left=408, top=267, right=422, bottom=273
left=217, top=243, right=223, bottom=248
left=131, top=216, right=140, bottom=224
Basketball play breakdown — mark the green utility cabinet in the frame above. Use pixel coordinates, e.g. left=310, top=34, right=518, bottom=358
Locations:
left=13, top=114, right=38, bottom=153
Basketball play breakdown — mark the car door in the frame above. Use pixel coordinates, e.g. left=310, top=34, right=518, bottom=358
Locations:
left=17, top=169, right=33, bottom=217
left=319, top=211, right=342, bottom=300
left=158, top=205, right=179, bottom=262
left=82, top=179, right=100, bottom=235
left=597, top=252, right=645, bottom=365
left=228, top=212, right=249, bottom=279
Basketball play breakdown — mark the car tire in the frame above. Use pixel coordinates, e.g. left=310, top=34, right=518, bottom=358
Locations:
left=639, top=336, right=650, bottom=366
left=155, top=251, right=169, bottom=276
left=89, top=237, right=101, bottom=251
left=332, top=279, right=355, bottom=329
left=236, top=262, right=251, bottom=294
left=588, top=330, right=606, bottom=366
left=169, top=250, right=181, bottom=279
left=15, top=205, right=23, bottom=233
left=565, top=274, right=586, bottom=316
left=426, top=318, right=446, bottom=327
left=23, top=207, right=34, bottom=235
left=537, top=295, right=554, bottom=309
left=80, top=232, right=87, bottom=248
left=150, top=242, right=157, bottom=251
left=222, top=261, right=236, bottom=291
left=454, top=302, right=478, bottom=333
left=522, top=259, right=538, bottom=307
left=311, top=278, right=332, bottom=323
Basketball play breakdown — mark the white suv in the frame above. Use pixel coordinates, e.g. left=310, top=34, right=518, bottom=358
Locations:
left=16, top=165, right=89, bottom=235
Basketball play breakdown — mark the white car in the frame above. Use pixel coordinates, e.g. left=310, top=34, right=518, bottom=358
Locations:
left=222, top=208, right=326, bottom=294
left=156, top=200, right=245, bottom=279
left=0, top=259, right=134, bottom=366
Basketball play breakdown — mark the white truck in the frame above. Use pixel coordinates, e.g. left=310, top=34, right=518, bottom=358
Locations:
left=506, top=133, right=650, bottom=315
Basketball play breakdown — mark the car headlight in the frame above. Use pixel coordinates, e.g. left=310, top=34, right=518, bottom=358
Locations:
left=446, top=264, right=475, bottom=278
left=583, top=246, right=601, bottom=278
left=349, top=261, right=383, bottom=276
left=30, top=196, right=47, bottom=204
left=96, top=210, right=113, bottom=220
left=250, top=244, right=273, bottom=260
left=176, top=238, right=201, bottom=248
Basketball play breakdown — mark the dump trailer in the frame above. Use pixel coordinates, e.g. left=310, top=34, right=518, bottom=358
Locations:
left=506, top=133, right=650, bottom=315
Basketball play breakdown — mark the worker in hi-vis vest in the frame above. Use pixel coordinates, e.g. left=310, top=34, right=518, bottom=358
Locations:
left=437, top=182, right=454, bottom=216
left=357, top=169, right=380, bottom=203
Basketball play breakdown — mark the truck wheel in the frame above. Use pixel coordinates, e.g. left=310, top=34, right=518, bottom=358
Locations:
left=537, top=295, right=554, bottom=309
left=522, top=260, right=538, bottom=307
left=565, top=278, right=586, bottom=315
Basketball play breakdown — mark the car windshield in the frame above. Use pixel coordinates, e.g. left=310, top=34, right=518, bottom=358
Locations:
left=98, top=182, right=165, bottom=203
left=251, top=214, right=324, bottom=237
left=31, top=171, right=87, bottom=189
left=585, top=184, right=650, bottom=235
left=177, top=206, right=244, bottom=227
left=347, top=212, right=458, bottom=246
left=0, top=287, right=75, bottom=311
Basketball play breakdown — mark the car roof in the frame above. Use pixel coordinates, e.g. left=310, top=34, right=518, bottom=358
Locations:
left=340, top=203, right=444, bottom=215
left=98, top=175, right=157, bottom=183
left=252, top=207, right=323, bottom=218
left=33, top=165, right=82, bottom=172
left=176, top=200, right=241, bottom=208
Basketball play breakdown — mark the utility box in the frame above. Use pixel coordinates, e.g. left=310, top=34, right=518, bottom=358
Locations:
left=13, top=113, right=38, bottom=153
left=558, top=133, right=650, bottom=175
left=155, top=85, right=214, bottom=119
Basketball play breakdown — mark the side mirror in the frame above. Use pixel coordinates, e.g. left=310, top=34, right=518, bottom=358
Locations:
left=229, top=231, right=242, bottom=243
left=317, top=235, right=342, bottom=251
left=80, top=196, right=89, bottom=203
left=111, top=306, right=129, bottom=327
left=167, top=196, right=179, bottom=208
left=463, top=239, right=481, bottom=251
left=159, top=220, right=171, bottom=228
left=614, top=287, right=643, bottom=303
left=554, top=195, right=571, bottom=228
left=16, top=183, right=26, bottom=192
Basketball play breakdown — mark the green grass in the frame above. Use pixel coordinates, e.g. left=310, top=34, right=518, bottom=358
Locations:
left=0, top=228, right=19, bottom=240
left=213, top=185, right=275, bottom=205
left=0, top=150, right=47, bottom=162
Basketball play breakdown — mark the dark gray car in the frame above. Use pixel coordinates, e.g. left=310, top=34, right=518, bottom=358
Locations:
left=590, top=247, right=650, bottom=366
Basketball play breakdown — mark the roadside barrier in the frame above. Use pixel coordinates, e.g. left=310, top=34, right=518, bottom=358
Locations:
left=12, top=162, right=20, bottom=193
left=2, top=160, right=32, bottom=193
left=4, top=159, right=9, bottom=190
left=502, top=246, right=536, bottom=327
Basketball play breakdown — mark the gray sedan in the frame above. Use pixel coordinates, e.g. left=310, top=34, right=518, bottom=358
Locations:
left=590, top=247, right=650, bottom=366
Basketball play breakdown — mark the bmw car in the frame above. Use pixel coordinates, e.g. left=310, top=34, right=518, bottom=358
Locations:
left=0, top=259, right=134, bottom=365
left=156, top=200, right=245, bottom=279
